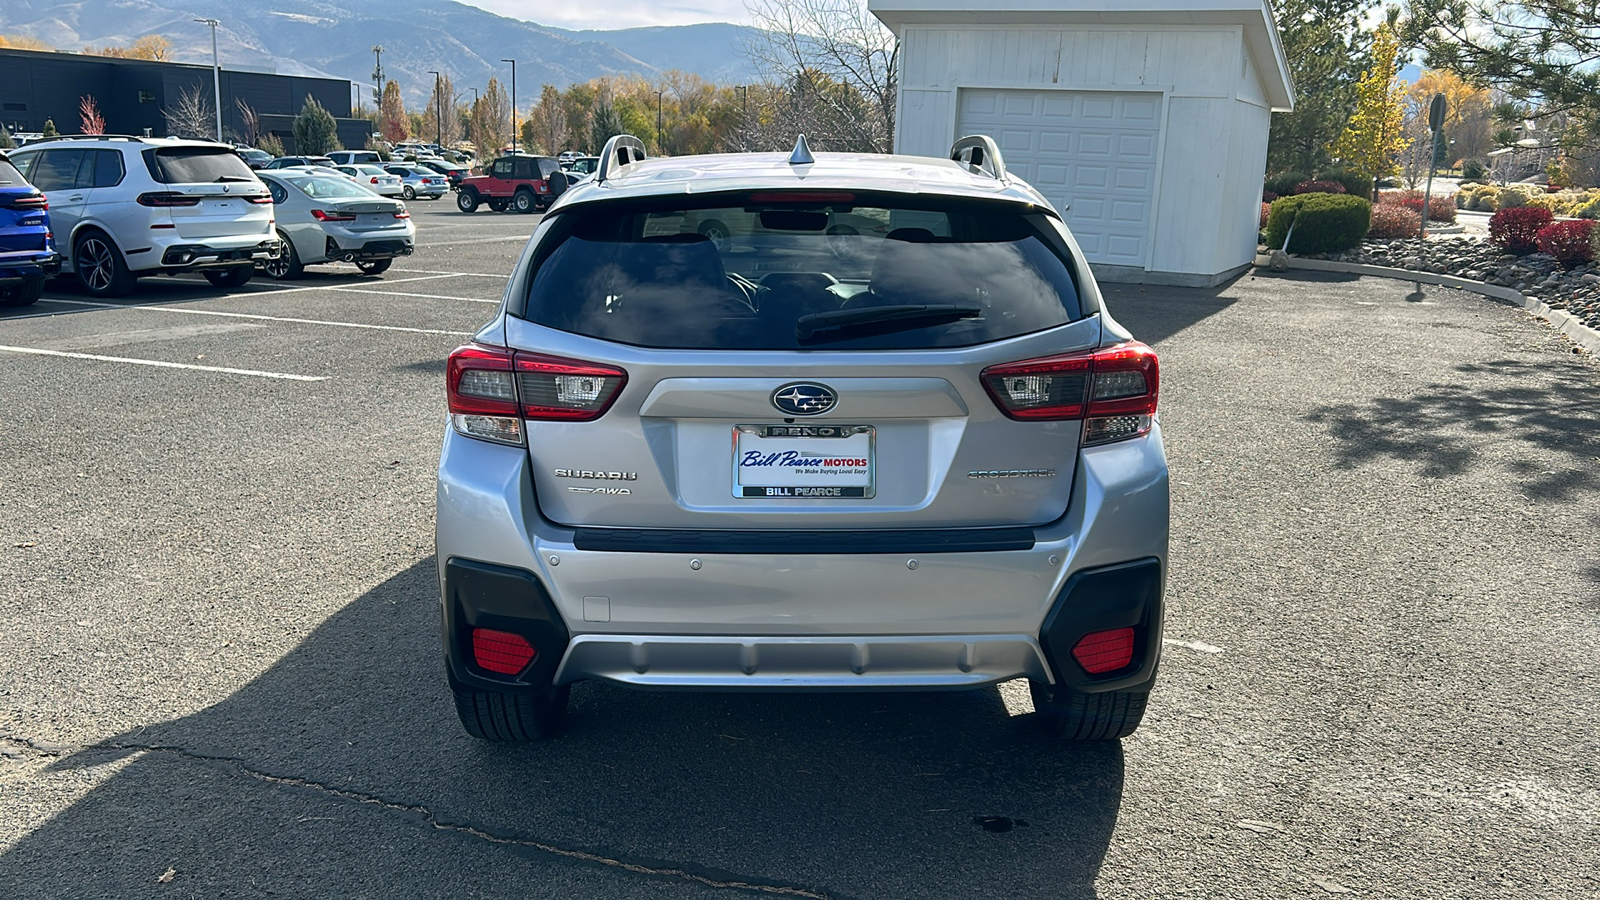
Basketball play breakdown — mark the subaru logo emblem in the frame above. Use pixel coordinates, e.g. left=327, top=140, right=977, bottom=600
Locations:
left=771, top=382, right=837, bottom=416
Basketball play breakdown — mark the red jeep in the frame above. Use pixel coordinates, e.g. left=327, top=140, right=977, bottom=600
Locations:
left=455, top=154, right=567, bottom=214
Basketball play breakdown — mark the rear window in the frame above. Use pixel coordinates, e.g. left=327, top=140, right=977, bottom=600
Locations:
left=0, top=158, right=23, bottom=186
left=517, top=193, right=1084, bottom=350
left=283, top=175, right=380, bottom=199
left=143, top=147, right=257, bottom=184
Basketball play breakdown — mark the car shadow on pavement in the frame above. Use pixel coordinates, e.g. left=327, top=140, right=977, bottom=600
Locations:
left=1100, top=278, right=1242, bottom=346
left=1, top=559, right=1125, bottom=898
left=1304, top=358, right=1600, bottom=501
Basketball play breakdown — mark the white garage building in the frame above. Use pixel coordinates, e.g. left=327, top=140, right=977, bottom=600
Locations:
left=869, top=0, right=1295, bottom=286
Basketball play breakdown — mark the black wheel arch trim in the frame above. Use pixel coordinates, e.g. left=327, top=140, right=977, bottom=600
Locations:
left=441, top=557, right=571, bottom=694
left=1037, top=557, right=1164, bottom=694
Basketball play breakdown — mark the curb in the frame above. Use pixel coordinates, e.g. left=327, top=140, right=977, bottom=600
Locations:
left=1253, top=254, right=1600, bottom=356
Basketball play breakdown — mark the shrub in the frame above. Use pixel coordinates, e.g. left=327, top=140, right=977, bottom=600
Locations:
left=1264, top=171, right=1309, bottom=197
left=1378, top=190, right=1457, bottom=223
left=1497, top=187, right=1528, bottom=209
left=1462, top=160, right=1487, bottom=180
left=1367, top=203, right=1421, bottom=239
left=1489, top=206, right=1555, bottom=254
left=1262, top=190, right=1278, bottom=203
left=1577, top=198, right=1600, bottom=220
left=1319, top=167, right=1373, bottom=198
left=256, top=133, right=284, bottom=157
left=1295, top=179, right=1347, bottom=195
left=1534, top=220, right=1594, bottom=267
left=1260, top=202, right=1271, bottom=230
left=1472, top=186, right=1500, bottom=212
left=1265, top=193, right=1372, bottom=253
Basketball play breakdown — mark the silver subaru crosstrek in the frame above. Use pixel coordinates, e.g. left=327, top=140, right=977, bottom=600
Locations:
left=436, top=135, right=1169, bottom=742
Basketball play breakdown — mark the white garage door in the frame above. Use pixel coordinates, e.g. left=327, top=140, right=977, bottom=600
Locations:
left=957, top=89, right=1162, bottom=268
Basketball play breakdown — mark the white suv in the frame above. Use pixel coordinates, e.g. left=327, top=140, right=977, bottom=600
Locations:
left=8, top=135, right=278, bottom=296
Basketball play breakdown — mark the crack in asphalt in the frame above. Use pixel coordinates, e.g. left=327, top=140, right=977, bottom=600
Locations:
left=3, top=734, right=833, bottom=899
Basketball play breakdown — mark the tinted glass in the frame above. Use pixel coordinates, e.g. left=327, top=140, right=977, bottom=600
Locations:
left=0, top=158, right=23, bottom=186
left=265, top=179, right=288, bottom=204
left=29, top=149, right=86, bottom=191
left=514, top=158, right=536, bottom=179
left=94, top=149, right=125, bottom=187
left=284, top=175, right=380, bottom=199
left=492, top=159, right=513, bottom=177
left=519, top=193, right=1083, bottom=350
left=144, top=147, right=257, bottom=183
left=8, top=151, right=36, bottom=180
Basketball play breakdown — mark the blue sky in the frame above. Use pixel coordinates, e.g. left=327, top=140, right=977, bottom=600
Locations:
left=460, top=0, right=751, bottom=29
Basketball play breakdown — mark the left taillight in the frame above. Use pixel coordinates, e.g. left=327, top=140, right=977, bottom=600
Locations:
left=981, top=341, right=1159, bottom=445
left=446, top=344, right=627, bottom=445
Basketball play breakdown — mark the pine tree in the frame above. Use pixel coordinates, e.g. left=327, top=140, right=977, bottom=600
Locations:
left=1328, top=25, right=1410, bottom=198
left=292, top=96, right=342, bottom=155
left=41, top=119, right=57, bottom=138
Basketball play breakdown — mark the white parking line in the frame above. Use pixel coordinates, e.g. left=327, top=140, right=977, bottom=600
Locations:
left=389, top=269, right=507, bottom=278
left=328, top=287, right=499, bottom=304
left=1163, top=638, right=1226, bottom=654
left=226, top=272, right=467, bottom=295
left=36, top=298, right=474, bottom=336
left=416, top=235, right=533, bottom=248
left=0, top=344, right=327, bottom=381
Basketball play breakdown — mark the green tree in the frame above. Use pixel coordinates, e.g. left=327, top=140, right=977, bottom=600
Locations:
left=1329, top=25, right=1410, bottom=197
left=1408, top=0, right=1600, bottom=126
left=41, top=119, right=57, bottom=138
left=292, top=96, right=342, bottom=155
left=0, top=124, right=12, bottom=149
left=590, top=101, right=622, bottom=152
left=1266, top=0, right=1377, bottom=174
left=256, top=133, right=285, bottom=157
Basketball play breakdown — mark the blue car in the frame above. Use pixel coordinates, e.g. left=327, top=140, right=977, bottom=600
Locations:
left=0, top=150, right=59, bottom=308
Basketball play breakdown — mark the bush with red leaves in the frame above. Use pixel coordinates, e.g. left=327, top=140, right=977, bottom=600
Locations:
left=1377, top=190, right=1457, bottom=223
left=1367, top=203, right=1421, bottom=239
left=1489, top=206, right=1555, bottom=254
left=1533, top=219, right=1594, bottom=267
left=1263, top=190, right=1279, bottom=203
left=1260, top=202, right=1271, bottom=230
left=1294, top=179, right=1347, bottom=195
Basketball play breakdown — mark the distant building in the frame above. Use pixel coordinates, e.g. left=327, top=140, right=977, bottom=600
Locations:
left=0, top=47, right=372, bottom=152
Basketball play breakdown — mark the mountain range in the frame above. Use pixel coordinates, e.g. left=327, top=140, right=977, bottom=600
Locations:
left=0, top=0, right=764, bottom=109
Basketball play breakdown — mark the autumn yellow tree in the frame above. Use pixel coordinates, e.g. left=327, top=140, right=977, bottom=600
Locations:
left=83, top=35, right=171, bottom=60
left=1329, top=25, right=1410, bottom=198
left=0, top=34, right=51, bottom=51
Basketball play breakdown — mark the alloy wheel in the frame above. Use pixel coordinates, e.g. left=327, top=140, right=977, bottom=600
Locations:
left=79, top=238, right=114, bottom=292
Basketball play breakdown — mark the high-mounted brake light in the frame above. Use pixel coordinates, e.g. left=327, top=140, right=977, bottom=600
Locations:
left=446, top=344, right=627, bottom=445
left=981, top=342, right=1159, bottom=445
left=310, top=209, right=356, bottom=222
left=136, top=192, right=201, bottom=208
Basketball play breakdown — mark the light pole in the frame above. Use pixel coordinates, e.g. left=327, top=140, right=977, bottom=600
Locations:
left=193, top=18, right=222, bottom=141
left=501, top=59, right=517, bottom=152
left=655, top=90, right=663, bottom=155
left=428, top=70, right=442, bottom=147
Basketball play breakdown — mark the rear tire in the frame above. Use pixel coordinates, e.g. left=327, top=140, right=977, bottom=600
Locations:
left=451, top=680, right=570, bottom=742
left=355, top=258, right=391, bottom=276
left=488, top=200, right=509, bottom=212
left=513, top=189, right=536, bottom=214
left=402, top=185, right=416, bottom=200
left=0, top=278, right=45, bottom=307
left=1029, top=681, right=1150, bottom=741
left=456, top=189, right=480, bottom=213
left=203, top=266, right=253, bottom=289
left=262, top=231, right=304, bottom=280
left=73, top=231, right=136, bottom=298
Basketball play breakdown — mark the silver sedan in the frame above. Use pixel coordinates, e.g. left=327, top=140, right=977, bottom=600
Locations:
left=334, top=165, right=405, bottom=198
left=256, top=171, right=415, bottom=278
left=383, top=164, right=450, bottom=200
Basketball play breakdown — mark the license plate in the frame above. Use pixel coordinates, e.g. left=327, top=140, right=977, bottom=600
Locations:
left=733, top=424, right=874, bottom=499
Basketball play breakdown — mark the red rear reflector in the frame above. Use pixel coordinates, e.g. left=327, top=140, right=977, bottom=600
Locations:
left=747, top=191, right=856, bottom=203
left=981, top=342, right=1159, bottom=444
left=472, top=628, right=536, bottom=675
left=1072, top=627, right=1136, bottom=674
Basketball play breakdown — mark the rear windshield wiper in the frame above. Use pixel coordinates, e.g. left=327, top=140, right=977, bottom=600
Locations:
left=796, top=304, right=982, bottom=343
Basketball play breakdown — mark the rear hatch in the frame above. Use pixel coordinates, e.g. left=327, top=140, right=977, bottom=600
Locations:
left=0, top=156, right=49, bottom=254
left=141, top=146, right=273, bottom=241
left=491, top=190, right=1149, bottom=531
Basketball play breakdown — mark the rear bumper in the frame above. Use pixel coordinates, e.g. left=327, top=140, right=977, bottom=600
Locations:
left=0, top=250, right=60, bottom=284
left=436, top=423, right=1169, bottom=692
left=158, top=241, right=278, bottom=269
left=324, top=235, right=415, bottom=261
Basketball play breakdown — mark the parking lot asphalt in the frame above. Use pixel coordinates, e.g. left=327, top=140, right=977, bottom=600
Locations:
left=1, top=201, right=1597, bottom=899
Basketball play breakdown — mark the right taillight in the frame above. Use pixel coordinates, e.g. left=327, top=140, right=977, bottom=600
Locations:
left=136, top=192, right=201, bottom=208
left=446, top=344, right=627, bottom=445
left=982, top=341, right=1158, bottom=445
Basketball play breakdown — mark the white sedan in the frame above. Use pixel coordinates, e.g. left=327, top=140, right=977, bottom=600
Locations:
left=256, top=171, right=415, bottom=278
left=334, top=165, right=405, bottom=198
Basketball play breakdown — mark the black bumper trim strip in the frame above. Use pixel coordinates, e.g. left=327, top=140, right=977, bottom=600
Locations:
left=571, top=526, right=1036, bottom=555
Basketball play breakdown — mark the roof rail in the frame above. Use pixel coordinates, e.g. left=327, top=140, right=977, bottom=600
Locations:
left=23, top=134, right=150, bottom=145
left=950, top=135, right=1007, bottom=182
left=595, top=134, right=647, bottom=184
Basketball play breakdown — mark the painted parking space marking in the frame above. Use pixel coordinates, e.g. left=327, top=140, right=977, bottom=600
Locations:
left=39, top=322, right=264, bottom=351
left=1163, top=637, right=1226, bottom=654
left=389, top=269, right=507, bottom=278
left=415, top=235, right=533, bottom=248
left=327, top=287, right=499, bottom=304
left=224, top=272, right=468, bottom=295
left=0, top=344, right=327, bottom=381
left=36, top=298, right=474, bottom=336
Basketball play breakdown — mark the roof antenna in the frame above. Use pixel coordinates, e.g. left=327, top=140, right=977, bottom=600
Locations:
left=788, top=134, right=814, bottom=165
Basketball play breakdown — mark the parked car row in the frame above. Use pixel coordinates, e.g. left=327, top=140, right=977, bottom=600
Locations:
left=0, top=134, right=419, bottom=302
